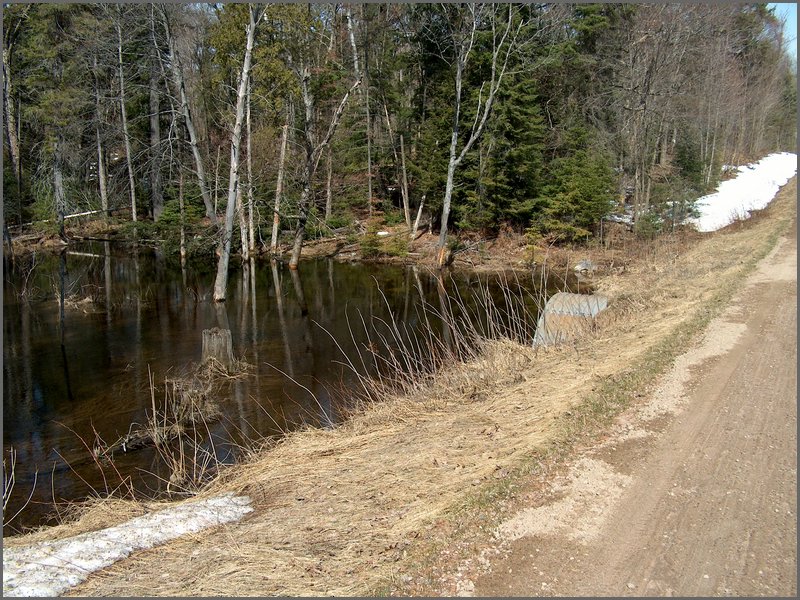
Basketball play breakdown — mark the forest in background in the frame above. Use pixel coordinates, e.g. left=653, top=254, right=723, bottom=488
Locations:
left=3, top=3, right=796, bottom=279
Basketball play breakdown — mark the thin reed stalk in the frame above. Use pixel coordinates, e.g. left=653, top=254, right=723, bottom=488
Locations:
left=316, top=269, right=555, bottom=414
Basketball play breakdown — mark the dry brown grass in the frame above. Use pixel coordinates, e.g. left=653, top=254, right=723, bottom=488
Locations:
left=8, top=179, right=795, bottom=596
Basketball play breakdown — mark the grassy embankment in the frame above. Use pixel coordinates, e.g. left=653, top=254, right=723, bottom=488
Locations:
left=5, top=178, right=796, bottom=597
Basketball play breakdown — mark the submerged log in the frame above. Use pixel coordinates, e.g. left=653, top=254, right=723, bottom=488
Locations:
left=94, top=424, right=183, bottom=457
left=94, top=378, right=219, bottom=459
left=202, top=327, right=235, bottom=370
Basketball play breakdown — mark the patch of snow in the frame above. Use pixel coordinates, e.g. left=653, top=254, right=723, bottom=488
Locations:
left=2, top=493, right=252, bottom=597
left=691, top=152, right=797, bottom=232
left=605, top=213, right=633, bottom=226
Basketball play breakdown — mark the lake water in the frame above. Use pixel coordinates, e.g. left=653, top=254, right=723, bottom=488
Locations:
left=3, top=242, right=565, bottom=534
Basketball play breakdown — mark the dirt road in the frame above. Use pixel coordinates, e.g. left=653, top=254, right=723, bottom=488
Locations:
left=467, top=224, right=797, bottom=596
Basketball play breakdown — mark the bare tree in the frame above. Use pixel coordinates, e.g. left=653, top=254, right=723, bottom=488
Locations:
left=53, top=136, right=67, bottom=241
left=245, top=75, right=255, bottom=253
left=346, top=5, right=374, bottom=216
left=158, top=4, right=217, bottom=224
left=2, top=5, right=29, bottom=203
left=213, top=4, right=263, bottom=302
left=382, top=101, right=412, bottom=229
left=270, top=110, right=290, bottom=256
left=285, top=12, right=362, bottom=270
left=425, top=4, right=523, bottom=267
left=324, top=148, right=333, bottom=221
left=614, top=5, right=698, bottom=218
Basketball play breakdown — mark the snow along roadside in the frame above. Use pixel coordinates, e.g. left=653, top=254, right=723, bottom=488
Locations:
left=692, top=152, right=797, bottom=232
left=2, top=493, right=253, bottom=597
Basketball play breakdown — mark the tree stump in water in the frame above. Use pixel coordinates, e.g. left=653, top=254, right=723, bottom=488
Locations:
left=202, top=327, right=235, bottom=371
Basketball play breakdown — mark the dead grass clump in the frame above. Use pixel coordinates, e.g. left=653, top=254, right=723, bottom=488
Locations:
left=91, top=358, right=255, bottom=499
left=194, top=355, right=254, bottom=380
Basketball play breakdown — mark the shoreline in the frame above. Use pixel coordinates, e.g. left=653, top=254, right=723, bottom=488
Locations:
left=3, top=177, right=796, bottom=596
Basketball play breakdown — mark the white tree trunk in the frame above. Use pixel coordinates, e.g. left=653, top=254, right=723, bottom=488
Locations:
left=179, top=169, right=186, bottom=263
left=288, top=72, right=361, bottom=269
left=149, top=63, right=163, bottom=221
left=435, top=5, right=519, bottom=267
left=93, top=56, right=109, bottom=215
left=246, top=76, right=255, bottom=253
left=325, top=149, right=333, bottom=221
left=381, top=101, right=411, bottom=229
left=270, top=117, right=289, bottom=255
left=236, top=180, right=249, bottom=262
left=95, top=122, right=108, bottom=214
left=399, top=134, right=411, bottom=228
left=411, top=194, right=425, bottom=239
left=437, top=134, right=460, bottom=266
left=213, top=7, right=259, bottom=302
left=117, top=23, right=137, bottom=223
left=214, top=145, right=221, bottom=215
left=346, top=6, right=373, bottom=216
left=3, top=47, right=21, bottom=193
left=53, top=138, right=67, bottom=241
left=365, top=80, right=373, bottom=216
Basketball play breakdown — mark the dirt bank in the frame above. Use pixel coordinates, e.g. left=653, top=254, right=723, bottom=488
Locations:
left=455, top=197, right=797, bottom=597
left=5, top=209, right=634, bottom=280
left=4, top=179, right=795, bottom=597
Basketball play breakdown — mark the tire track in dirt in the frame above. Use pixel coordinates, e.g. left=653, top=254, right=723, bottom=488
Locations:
left=468, top=222, right=797, bottom=597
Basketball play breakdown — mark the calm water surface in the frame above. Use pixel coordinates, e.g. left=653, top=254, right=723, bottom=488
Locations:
left=3, top=242, right=563, bottom=533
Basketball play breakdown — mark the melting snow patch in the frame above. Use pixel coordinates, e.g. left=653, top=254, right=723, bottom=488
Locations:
left=2, top=493, right=252, bottom=597
left=692, top=152, right=797, bottom=232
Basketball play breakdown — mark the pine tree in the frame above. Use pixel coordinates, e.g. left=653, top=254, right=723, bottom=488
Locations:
left=530, top=126, right=616, bottom=242
left=459, top=74, right=548, bottom=232
left=16, top=5, right=97, bottom=236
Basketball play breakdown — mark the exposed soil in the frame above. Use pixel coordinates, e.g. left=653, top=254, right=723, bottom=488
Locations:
left=422, top=195, right=798, bottom=596
left=4, top=180, right=795, bottom=597
left=477, top=243, right=793, bottom=595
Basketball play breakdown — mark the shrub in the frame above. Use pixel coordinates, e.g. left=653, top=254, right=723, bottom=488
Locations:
left=360, top=217, right=383, bottom=258
left=633, top=211, right=662, bottom=239
left=382, top=209, right=406, bottom=226
left=360, top=231, right=381, bottom=258
left=326, top=214, right=353, bottom=230
left=383, top=234, right=408, bottom=257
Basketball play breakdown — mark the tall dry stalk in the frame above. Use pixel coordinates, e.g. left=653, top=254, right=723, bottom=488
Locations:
left=317, top=269, right=554, bottom=413
left=3, top=447, right=38, bottom=528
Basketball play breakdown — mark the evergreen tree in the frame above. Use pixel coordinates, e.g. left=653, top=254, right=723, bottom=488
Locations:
left=530, top=126, right=616, bottom=242
left=459, top=74, right=547, bottom=232
left=16, top=4, right=97, bottom=234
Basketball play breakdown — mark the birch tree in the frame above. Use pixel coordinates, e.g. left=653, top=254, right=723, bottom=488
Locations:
left=3, top=5, right=29, bottom=204
left=213, top=4, right=263, bottom=302
left=346, top=5, right=374, bottom=216
left=279, top=5, right=362, bottom=269
left=269, top=110, right=290, bottom=256
left=424, top=4, right=523, bottom=267
left=286, top=65, right=361, bottom=269
left=158, top=4, right=217, bottom=224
